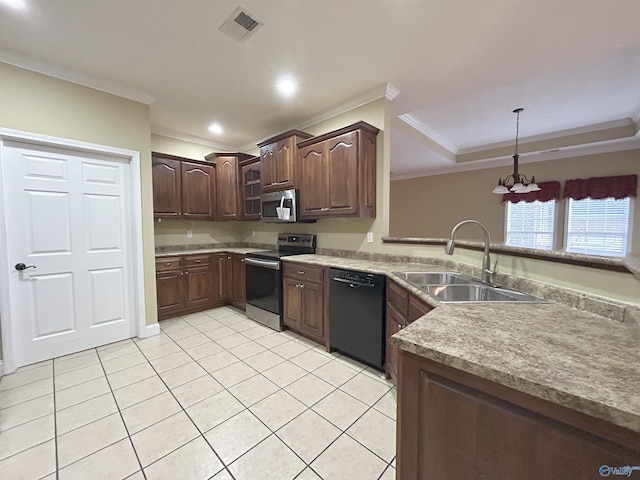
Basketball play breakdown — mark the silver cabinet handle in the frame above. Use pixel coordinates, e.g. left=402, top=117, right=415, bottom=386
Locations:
left=398, top=323, right=403, bottom=330
left=297, top=270, right=305, bottom=275
left=195, top=260, right=201, bottom=263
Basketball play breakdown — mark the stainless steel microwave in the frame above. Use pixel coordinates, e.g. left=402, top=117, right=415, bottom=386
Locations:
left=260, top=189, right=300, bottom=223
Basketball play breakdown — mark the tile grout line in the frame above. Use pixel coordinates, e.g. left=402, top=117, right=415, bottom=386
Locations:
left=130, top=334, right=234, bottom=479
left=149, top=311, right=331, bottom=477
left=172, top=311, right=377, bottom=475
left=132, top=308, right=395, bottom=478
left=94, top=347, right=148, bottom=480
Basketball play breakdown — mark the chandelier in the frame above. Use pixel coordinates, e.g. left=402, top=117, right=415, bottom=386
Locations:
left=492, top=108, right=540, bottom=194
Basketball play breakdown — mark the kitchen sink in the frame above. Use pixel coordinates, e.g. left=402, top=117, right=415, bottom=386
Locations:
left=393, top=271, right=474, bottom=286
left=393, top=271, right=546, bottom=303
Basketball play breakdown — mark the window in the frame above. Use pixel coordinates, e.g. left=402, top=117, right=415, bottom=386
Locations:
left=505, top=200, right=555, bottom=250
left=565, top=197, right=632, bottom=257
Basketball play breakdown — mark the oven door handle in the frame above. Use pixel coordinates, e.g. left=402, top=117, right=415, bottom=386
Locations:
left=245, top=257, right=280, bottom=270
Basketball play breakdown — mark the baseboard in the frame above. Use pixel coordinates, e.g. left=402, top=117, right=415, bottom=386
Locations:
left=137, top=322, right=160, bottom=339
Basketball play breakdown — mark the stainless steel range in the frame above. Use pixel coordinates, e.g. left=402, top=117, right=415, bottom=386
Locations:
left=245, top=233, right=316, bottom=331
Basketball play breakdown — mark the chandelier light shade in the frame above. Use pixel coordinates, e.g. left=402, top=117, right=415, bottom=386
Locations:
left=492, top=108, right=541, bottom=194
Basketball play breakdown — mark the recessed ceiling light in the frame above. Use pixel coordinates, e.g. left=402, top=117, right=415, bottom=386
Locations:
left=277, top=77, right=297, bottom=97
left=208, top=123, right=223, bottom=134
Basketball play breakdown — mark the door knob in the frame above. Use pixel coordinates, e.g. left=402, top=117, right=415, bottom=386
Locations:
left=15, top=263, right=36, bottom=271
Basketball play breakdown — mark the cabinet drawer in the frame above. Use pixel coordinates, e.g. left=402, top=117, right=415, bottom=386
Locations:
left=387, top=279, right=409, bottom=317
left=283, top=262, right=324, bottom=283
left=156, top=256, right=182, bottom=271
left=184, top=254, right=211, bottom=267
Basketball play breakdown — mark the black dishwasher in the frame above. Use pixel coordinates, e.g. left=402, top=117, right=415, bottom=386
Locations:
left=329, top=268, right=386, bottom=370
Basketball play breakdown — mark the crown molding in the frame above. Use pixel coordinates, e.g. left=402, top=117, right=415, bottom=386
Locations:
left=457, top=117, right=637, bottom=155
left=151, top=127, right=237, bottom=152
left=242, top=83, right=397, bottom=151
left=0, top=48, right=157, bottom=105
left=391, top=135, right=640, bottom=181
left=397, top=113, right=457, bottom=153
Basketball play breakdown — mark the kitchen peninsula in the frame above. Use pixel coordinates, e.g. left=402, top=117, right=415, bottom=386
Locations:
left=280, top=253, right=640, bottom=479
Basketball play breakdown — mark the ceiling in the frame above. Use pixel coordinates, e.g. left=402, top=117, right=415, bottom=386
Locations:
left=1, top=0, right=640, bottom=178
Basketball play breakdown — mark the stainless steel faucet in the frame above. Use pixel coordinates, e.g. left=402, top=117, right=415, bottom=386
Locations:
left=445, top=220, right=495, bottom=284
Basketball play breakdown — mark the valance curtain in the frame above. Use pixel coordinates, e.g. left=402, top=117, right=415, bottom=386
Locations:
left=502, top=181, right=561, bottom=204
left=563, top=175, right=637, bottom=200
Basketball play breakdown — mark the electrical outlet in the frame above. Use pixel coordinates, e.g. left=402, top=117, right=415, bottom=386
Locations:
left=367, top=232, right=374, bottom=243
left=187, top=229, right=192, bottom=238
left=252, top=230, right=256, bottom=237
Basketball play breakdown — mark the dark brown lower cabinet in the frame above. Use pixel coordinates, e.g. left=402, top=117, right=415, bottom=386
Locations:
left=157, top=252, right=246, bottom=321
left=282, top=262, right=327, bottom=345
left=211, top=253, right=231, bottom=305
left=386, top=279, right=432, bottom=383
left=397, top=351, right=640, bottom=480
left=156, top=268, right=184, bottom=318
left=231, top=253, right=246, bottom=309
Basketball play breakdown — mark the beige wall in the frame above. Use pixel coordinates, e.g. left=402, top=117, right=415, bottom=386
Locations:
left=390, top=149, right=640, bottom=253
left=151, top=134, right=215, bottom=161
left=0, top=63, right=158, bottom=326
left=388, top=149, right=640, bottom=306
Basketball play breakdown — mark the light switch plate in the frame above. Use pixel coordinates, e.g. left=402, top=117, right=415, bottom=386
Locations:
left=187, top=229, right=193, bottom=238
left=367, top=232, right=374, bottom=243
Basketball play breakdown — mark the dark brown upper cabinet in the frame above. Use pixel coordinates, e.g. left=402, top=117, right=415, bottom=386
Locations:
left=258, top=130, right=312, bottom=193
left=181, top=161, right=216, bottom=219
left=152, top=152, right=216, bottom=220
left=297, top=121, right=379, bottom=219
left=240, top=156, right=261, bottom=221
left=206, top=152, right=254, bottom=221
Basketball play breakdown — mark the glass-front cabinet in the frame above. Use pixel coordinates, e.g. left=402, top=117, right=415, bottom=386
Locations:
left=241, top=158, right=261, bottom=221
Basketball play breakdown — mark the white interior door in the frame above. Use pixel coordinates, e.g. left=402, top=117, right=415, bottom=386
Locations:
left=3, top=140, right=135, bottom=367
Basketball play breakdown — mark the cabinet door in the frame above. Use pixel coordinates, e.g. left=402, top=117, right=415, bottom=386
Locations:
left=408, top=294, right=432, bottom=323
left=299, top=144, right=327, bottom=217
left=385, top=303, right=405, bottom=382
left=301, top=281, right=324, bottom=340
left=182, top=161, right=216, bottom=220
left=260, top=144, right=276, bottom=191
left=184, top=265, right=212, bottom=308
left=156, top=269, right=185, bottom=316
left=274, top=137, right=294, bottom=189
left=241, top=163, right=261, bottom=220
left=326, top=131, right=358, bottom=216
left=216, top=156, right=240, bottom=220
left=401, top=366, right=640, bottom=479
left=152, top=157, right=182, bottom=218
left=210, top=253, right=227, bottom=304
left=231, top=254, right=246, bottom=309
left=282, top=277, right=303, bottom=330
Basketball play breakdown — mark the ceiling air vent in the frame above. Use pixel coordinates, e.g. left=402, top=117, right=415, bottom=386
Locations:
left=219, top=7, right=263, bottom=43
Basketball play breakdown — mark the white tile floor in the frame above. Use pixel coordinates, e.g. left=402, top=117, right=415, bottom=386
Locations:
left=0, top=306, right=397, bottom=480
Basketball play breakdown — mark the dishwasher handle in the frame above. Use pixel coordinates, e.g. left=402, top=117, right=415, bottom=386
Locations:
left=244, top=257, right=280, bottom=270
left=332, top=277, right=376, bottom=288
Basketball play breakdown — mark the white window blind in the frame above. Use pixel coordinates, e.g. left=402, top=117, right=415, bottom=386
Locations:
left=565, top=197, right=631, bottom=256
left=505, top=200, right=555, bottom=250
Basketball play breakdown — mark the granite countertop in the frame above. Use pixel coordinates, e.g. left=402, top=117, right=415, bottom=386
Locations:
left=282, top=254, right=640, bottom=434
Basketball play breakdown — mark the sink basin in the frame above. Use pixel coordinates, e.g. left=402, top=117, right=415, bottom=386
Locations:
left=393, top=271, right=474, bottom=286
left=393, top=271, right=546, bottom=303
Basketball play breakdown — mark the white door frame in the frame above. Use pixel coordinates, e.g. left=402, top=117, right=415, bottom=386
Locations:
left=0, top=127, right=149, bottom=374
